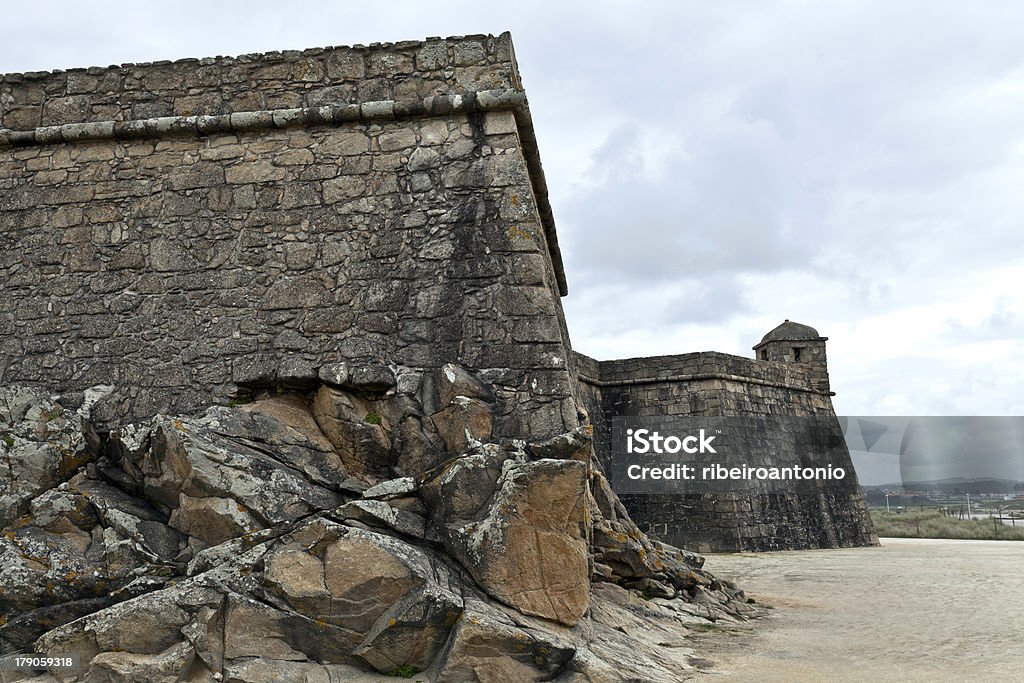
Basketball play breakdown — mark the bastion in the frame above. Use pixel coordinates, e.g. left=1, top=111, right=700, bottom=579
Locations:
left=575, top=321, right=878, bottom=552
left=0, top=33, right=875, bottom=553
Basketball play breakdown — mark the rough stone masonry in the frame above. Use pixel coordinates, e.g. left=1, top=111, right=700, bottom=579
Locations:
left=575, top=322, right=878, bottom=552
left=0, top=31, right=873, bottom=567
left=0, top=33, right=575, bottom=445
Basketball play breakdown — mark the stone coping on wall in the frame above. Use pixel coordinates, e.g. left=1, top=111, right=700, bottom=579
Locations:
left=0, top=88, right=519, bottom=147
left=573, top=350, right=834, bottom=396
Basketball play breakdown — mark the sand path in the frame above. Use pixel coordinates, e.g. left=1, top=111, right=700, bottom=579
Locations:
left=691, top=538, right=1024, bottom=681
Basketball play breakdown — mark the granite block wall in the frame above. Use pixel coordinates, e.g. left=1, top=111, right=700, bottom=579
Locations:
left=576, top=351, right=878, bottom=552
left=0, top=36, right=578, bottom=439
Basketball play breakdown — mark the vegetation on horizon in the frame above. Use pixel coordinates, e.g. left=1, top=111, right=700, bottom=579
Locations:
left=871, top=509, right=1024, bottom=541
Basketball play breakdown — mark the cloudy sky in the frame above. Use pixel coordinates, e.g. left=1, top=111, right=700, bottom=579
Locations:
left=3, top=1, right=1023, bottom=416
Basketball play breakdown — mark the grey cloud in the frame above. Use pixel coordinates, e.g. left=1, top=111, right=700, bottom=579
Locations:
left=944, top=299, right=1024, bottom=342
left=564, top=274, right=750, bottom=341
left=561, top=122, right=814, bottom=290
left=660, top=276, right=750, bottom=325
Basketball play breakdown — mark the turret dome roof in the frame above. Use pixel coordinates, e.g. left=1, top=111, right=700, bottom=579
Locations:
left=756, top=320, right=823, bottom=346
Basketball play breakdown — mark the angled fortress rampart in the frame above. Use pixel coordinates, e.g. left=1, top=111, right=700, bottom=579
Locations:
left=1, top=34, right=578, bottom=441
left=0, top=33, right=875, bottom=552
left=575, top=323, right=878, bottom=552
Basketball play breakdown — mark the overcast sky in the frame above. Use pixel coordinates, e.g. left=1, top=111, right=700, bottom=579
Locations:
left=3, top=1, right=1023, bottom=416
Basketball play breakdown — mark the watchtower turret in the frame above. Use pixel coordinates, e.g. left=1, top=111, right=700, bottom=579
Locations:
left=753, top=320, right=831, bottom=393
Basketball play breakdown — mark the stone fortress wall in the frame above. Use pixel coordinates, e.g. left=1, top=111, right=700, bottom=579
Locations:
left=575, top=331, right=878, bottom=552
left=1, top=32, right=875, bottom=552
left=0, top=34, right=579, bottom=440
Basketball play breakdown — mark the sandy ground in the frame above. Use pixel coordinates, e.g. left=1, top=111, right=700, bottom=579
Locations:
left=691, top=538, right=1024, bottom=682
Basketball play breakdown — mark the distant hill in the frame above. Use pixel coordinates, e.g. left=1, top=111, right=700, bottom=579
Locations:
left=865, top=477, right=1024, bottom=494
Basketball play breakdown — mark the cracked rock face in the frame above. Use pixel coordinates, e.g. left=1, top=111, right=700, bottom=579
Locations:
left=0, top=386, right=89, bottom=529
left=0, top=364, right=755, bottom=681
left=423, top=450, right=590, bottom=625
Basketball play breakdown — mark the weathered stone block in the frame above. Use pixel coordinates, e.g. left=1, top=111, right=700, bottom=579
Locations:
left=323, top=175, right=365, bottom=202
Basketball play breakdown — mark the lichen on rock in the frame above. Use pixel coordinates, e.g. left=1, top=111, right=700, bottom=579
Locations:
left=0, top=363, right=753, bottom=681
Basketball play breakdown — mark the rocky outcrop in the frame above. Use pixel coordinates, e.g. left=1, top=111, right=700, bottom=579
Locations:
left=422, top=447, right=590, bottom=625
left=0, top=386, right=90, bottom=529
left=0, top=364, right=754, bottom=681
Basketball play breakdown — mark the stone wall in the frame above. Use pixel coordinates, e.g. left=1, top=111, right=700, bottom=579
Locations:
left=576, top=350, right=878, bottom=552
left=0, top=35, right=577, bottom=439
